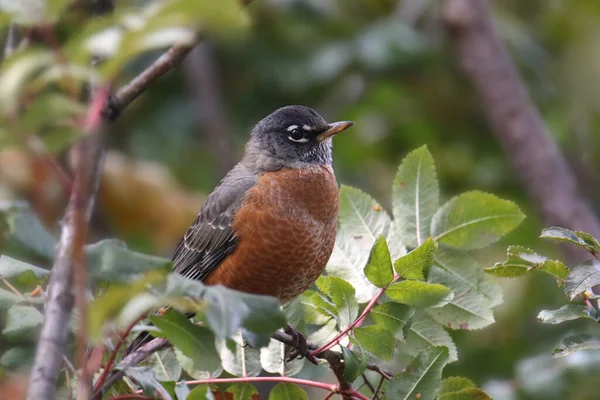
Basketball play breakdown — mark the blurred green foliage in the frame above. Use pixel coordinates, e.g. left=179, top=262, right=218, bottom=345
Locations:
left=1, top=0, right=600, bottom=399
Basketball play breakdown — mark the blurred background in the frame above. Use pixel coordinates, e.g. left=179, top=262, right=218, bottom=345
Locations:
left=2, top=0, right=600, bottom=399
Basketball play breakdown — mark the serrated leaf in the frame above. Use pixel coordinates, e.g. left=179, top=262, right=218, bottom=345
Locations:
left=431, top=191, right=524, bottom=249
left=399, top=311, right=458, bottom=363
left=307, top=319, right=338, bottom=347
left=371, top=302, right=414, bottom=338
left=394, top=237, right=437, bottom=281
left=298, top=290, right=331, bottom=325
left=150, top=310, right=221, bottom=374
left=426, top=249, right=502, bottom=330
left=268, top=383, right=308, bottom=400
left=216, top=333, right=261, bottom=377
left=316, top=275, right=359, bottom=329
left=225, top=383, right=258, bottom=400
left=364, top=236, right=394, bottom=288
left=86, top=239, right=171, bottom=283
left=353, top=325, right=395, bottom=360
left=0, top=203, right=56, bottom=262
left=387, top=346, right=449, bottom=400
left=537, top=304, right=598, bottom=324
left=341, top=345, right=368, bottom=383
left=565, top=260, right=600, bottom=300
left=124, top=367, right=173, bottom=400
left=392, top=146, right=439, bottom=247
left=260, top=338, right=305, bottom=377
left=441, top=377, right=477, bottom=393
left=485, top=245, right=568, bottom=282
left=2, top=305, right=43, bottom=340
left=541, top=227, right=600, bottom=253
left=553, top=334, right=600, bottom=358
left=440, top=388, right=492, bottom=400
left=174, top=348, right=222, bottom=380
left=326, top=186, right=406, bottom=303
left=387, top=280, right=453, bottom=308
left=427, top=266, right=495, bottom=330
left=305, top=291, right=337, bottom=322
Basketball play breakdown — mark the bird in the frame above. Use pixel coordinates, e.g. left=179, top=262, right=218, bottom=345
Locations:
left=126, top=105, right=353, bottom=356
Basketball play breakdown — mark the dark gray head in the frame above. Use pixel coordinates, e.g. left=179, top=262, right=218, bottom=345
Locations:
left=242, top=105, right=353, bottom=172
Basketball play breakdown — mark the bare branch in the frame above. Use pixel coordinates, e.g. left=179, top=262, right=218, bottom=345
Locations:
left=27, top=89, right=109, bottom=400
left=443, top=0, right=600, bottom=262
left=104, top=42, right=198, bottom=121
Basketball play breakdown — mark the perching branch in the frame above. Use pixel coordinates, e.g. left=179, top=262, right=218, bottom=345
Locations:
left=443, top=0, right=600, bottom=262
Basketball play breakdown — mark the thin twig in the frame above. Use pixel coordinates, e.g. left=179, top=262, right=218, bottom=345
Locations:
left=361, top=373, right=376, bottom=395
left=371, top=376, right=385, bottom=400
left=93, top=314, right=149, bottom=394
left=93, top=337, right=170, bottom=398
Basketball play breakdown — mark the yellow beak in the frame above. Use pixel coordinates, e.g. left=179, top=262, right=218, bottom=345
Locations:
left=315, top=121, right=354, bottom=142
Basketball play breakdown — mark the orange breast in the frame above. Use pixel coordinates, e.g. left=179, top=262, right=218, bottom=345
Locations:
left=203, top=165, right=339, bottom=302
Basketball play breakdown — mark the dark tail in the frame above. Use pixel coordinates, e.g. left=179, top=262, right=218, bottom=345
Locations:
left=123, top=330, right=154, bottom=357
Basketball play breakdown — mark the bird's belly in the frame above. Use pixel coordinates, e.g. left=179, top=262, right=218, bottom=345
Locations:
left=203, top=165, right=339, bottom=302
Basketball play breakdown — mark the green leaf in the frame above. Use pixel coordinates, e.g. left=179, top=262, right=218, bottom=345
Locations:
left=0, top=203, right=56, bottom=263
left=353, top=325, right=395, bottom=360
left=341, top=345, right=368, bottom=383
left=124, top=367, right=173, bottom=400
left=0, top=255, right=49, bottom=286
left=268, top=383, right=308, bottom=400
left=537, top=304, right=598, bottom=324
left=426, top=249, right=502, bottom=330
left=440, top=377, right=477, bottom=393
left=86, top=239, right=171, bottom=283
left=387, top=346, right=449, bottom=400
left=326, top=186, right=406, bottom=303
left=216, top=333, right=261, bottom=377
left=88, top=269, right=167, bottom=341
left=225, top=383, right=258, bottom=400
left=0, top=345, right=35, bottom=370
left=150, top=310, right=221, bottom=375
left=387, top=280, right=453, bottom=308
left=553, top=334, right=600, bottom=358
left=440, top=388, right=493, bottom=400
left=364, top=236, right=394, bottom=288
left=399, top=311, right=458, bottom=363
left=164, top=275, right=285, bottom=339
left=485, top=245, right=568, bottom=282
left=541, top=227, right=600, bottom=253
left=393, top=237, right=438, bottom=281
left=143, top=349, right=182, bottom=382
left=307, top=319, right=338, bottom=347
left=259, top=338, right=305, bottom=377
left=0, top=287, right=23, bottom=309
left=316, top=276, right=359, bottom=329
left=2, top=304, right=43, bottom=341
left=307, top=291, right=337, bottom=321
left=565, top=260, right=600, bottom=300
left=174, top=382, right=190, bottom=400
left=371, top=302, right=414, bottom=338
left=431, top=191, right=525, bottom=249
left=186, top=385, right=216, bottom=400
left=392, top=146, right=439, bottom=247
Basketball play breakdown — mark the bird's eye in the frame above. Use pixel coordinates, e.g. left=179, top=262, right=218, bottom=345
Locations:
left=288, top=128, right=309, bottom=143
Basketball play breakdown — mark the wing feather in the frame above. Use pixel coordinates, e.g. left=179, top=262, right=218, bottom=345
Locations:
left=172, top=164, right=256, bottom=281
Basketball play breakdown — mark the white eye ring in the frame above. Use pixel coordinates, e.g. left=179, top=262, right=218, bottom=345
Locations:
left=288, top=134, right=309, bottom=143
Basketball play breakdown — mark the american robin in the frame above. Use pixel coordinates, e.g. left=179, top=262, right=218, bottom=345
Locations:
left=127, top=105, right=353, bottom=353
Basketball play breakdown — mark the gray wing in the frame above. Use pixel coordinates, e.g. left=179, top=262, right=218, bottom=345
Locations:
left=172, top=164, right=256, bottom=281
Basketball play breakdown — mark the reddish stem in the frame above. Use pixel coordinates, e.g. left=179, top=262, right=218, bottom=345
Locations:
left=92, top=314, right=148, bottom=393
left=311, top=274, right=400, bottom=356
left=323, top=391, right=336, bottom=400
left=185, top=376, right=337, bottom=392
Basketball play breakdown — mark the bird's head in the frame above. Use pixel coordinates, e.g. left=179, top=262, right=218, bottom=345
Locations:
left=243, top=105, right=353, bottom=171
